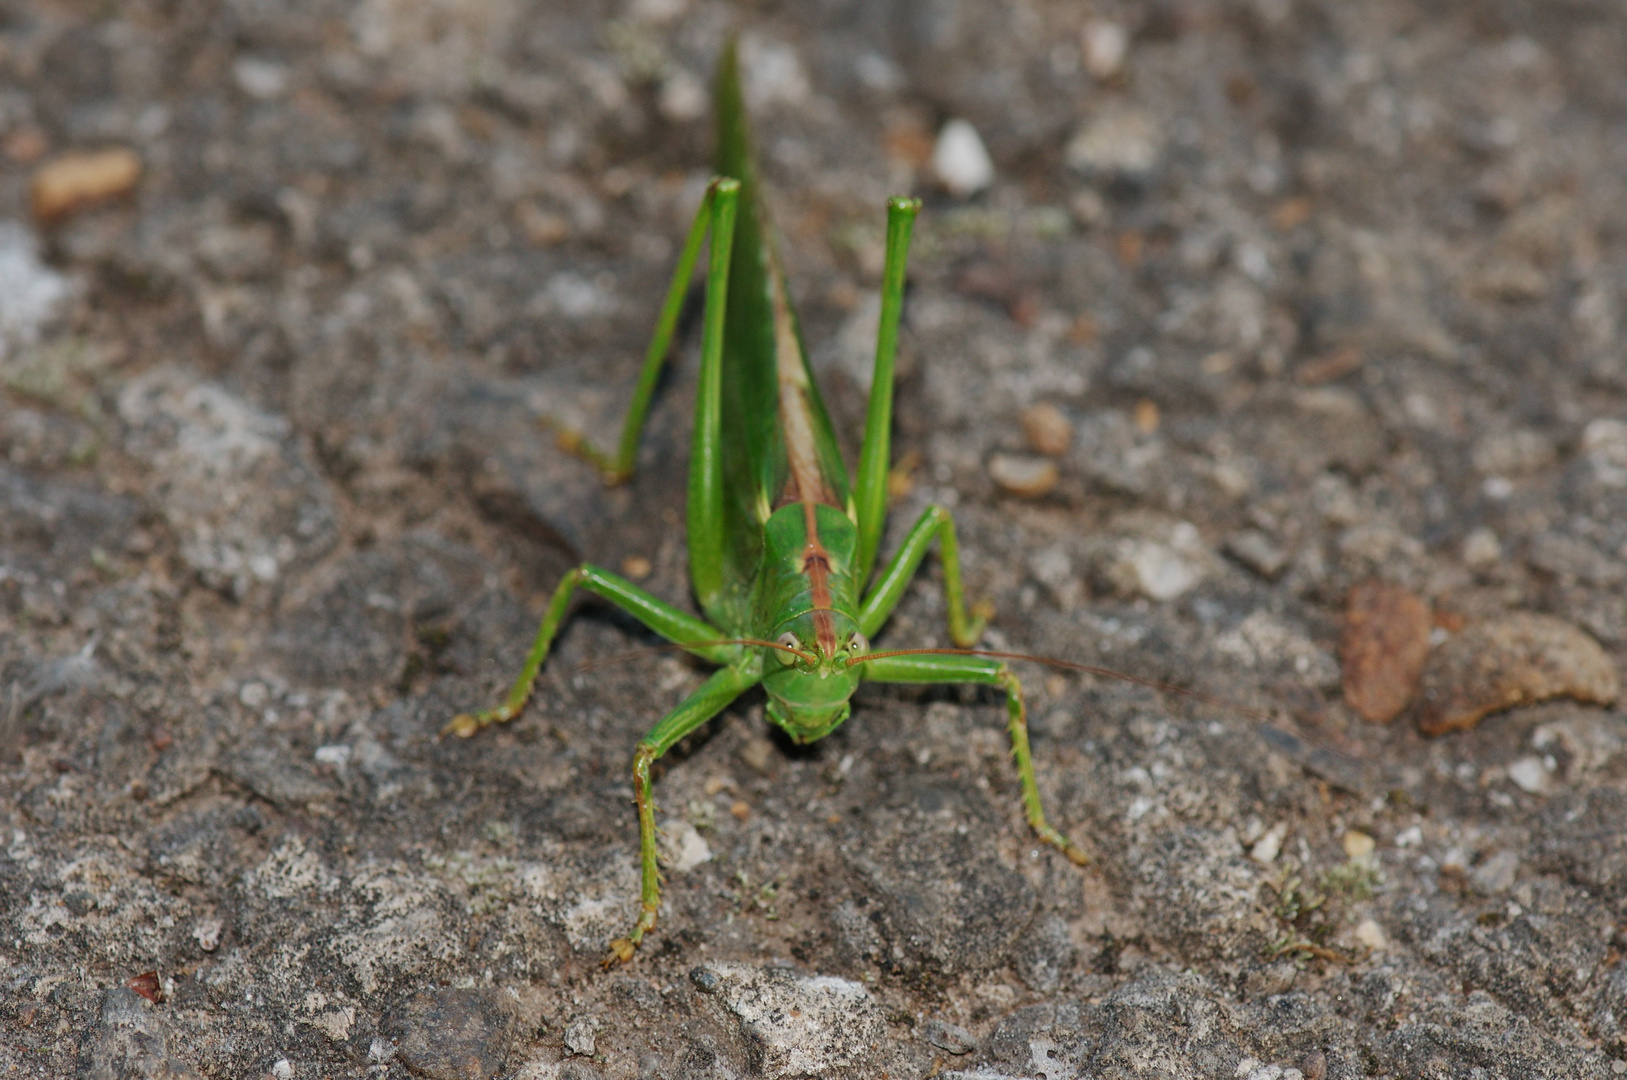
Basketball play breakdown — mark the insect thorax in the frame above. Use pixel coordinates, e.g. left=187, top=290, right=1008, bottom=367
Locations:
left=753, top=501, right=863, bottom=743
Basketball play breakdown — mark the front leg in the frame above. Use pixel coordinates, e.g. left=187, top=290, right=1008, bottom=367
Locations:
left=608, top=662, right=762, bottom=965
left=859, top=653, right=1089, bottom=866
left=858, top=505, right=992, bottom=647
left=444, top=564, right=742, bottom=738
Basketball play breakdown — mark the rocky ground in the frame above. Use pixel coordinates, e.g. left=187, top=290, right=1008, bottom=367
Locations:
left=4, top=1, right=1627, bottom=1077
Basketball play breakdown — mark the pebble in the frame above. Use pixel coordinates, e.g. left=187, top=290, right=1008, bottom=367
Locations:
left=741, top=36, right=810, bottom=109
left=1249, top=822, right=1287, bottom=865
left=1581, top=418, right=1627, bottom=485
left=1340, top=580, right=1432, bottom=724
left=988, top=452, right=1059, bottom=497
left=1020, top=403, right=1074, bottom=456
left=1462, top=527, right=1502, bottom=569
left=1224, top=529, right=1288, bottom=579
left=564, top=1018, right=597, bottom=1057
left=658, top=818, right=712, bottom=872
left=1342, top=830, right=1375, bottom=860
left=1081, top=20, right=1129, bottom=80
left=31, top=148, right=142, bottom=221
left=1506, top=755, right=1552, bottom=795
left=933, top=119, right=995, bottom=197
left=192, top=916, right=224, bottom=951
left=232, top=56, right=291, bottom=100
left=1415, top=613, right=1619, bottom=735
left=1527, top=531, right=1626, bottom=586
left=1065, top=108, right=1164, bottom=179
left=659, top=68, right=707, bottom=121
left=1105, top=533, right=1207, bottom=602
left=1353, top=918, right=1388, bottom=951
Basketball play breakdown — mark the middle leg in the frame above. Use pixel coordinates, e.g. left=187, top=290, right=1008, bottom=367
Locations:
left=858, top=504, right=992, bottom=647
left=859, top=652, right=1089, bottom=865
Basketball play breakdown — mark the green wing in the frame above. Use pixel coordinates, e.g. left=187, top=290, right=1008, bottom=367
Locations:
left=706, top=42, right=851, bottom=630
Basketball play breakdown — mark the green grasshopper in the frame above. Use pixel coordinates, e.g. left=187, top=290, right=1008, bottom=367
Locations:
left=446, top=42, right=1087, bottom=964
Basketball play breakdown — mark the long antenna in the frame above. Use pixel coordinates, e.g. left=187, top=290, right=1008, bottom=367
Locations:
left=845, top=645, right=1276, bottom=723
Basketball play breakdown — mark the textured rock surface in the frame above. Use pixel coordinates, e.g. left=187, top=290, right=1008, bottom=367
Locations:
left=3, top=2, right=1627, bottom=1078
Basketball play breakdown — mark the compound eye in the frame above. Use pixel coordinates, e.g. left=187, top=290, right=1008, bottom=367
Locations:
left=847, top=632, right=868, bottom=655
left=774, top=632, right=800, bottom=665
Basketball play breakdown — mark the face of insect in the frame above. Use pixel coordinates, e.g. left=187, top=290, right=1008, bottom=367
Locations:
left=760, top=610, right=867, bottom=743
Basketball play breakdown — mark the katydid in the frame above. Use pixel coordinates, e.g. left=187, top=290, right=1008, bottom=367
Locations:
left=446, top=42, right=1087, bottom=965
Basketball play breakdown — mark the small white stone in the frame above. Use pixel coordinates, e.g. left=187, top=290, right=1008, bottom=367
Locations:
left=854, top=52, right=904, bottom=92
left=1354, top=918, right=1388, bottom=951
left=239, top=681, right=270, bottom=708
left=629, top=0, right=686, bottom=20
left=1394, top=825, right=1423, bottom=847
left=933, top=119, right=995, bottom=197
left=233, top=57, right=290, bottom=100
left=1081, top=20, right=1129, bottom=80
left=658, top=819, right=712, bottom=873
left=1249, top=822, right=1287, bottom=865
left=1122, top=540, right=1204, bottom=602
left=1065, top=108, right=1164, bottom=178
left=564, top=1018, right=597, bottom=1057
left=659, top=69, right=707, bottom=121
left=1507, top=755, right=1552, bottom=794
left=270, top=1059, right=294, bottom=1080
left=1463, top=527, right=1502, bottom=568
left=741, top=37, right=810, bottom=109
left=314, top=744, right=352, bottom=768
left=193, top=916, right=224, bottom=952
left=1582, top=418, right=1627, bottom=486
left=989, top=453, right=1059, bottom=497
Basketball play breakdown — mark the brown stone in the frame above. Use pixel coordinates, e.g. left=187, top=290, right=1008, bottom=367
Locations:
left=1341, top=580, right=1432, bottom=723
left=31, top=148, right=142, bottom=222
left=1416, top=612, right=1619, bottom=735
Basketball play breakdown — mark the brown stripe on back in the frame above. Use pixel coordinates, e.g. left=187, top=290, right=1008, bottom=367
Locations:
left=768, top=247, right=836, bottom=510
left=800, top=500, right=838, bottom=658
left=765, top=243, right=840, bottom=657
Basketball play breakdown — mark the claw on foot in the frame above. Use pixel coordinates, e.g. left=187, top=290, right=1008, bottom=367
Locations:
left=441, top=713, right=481, bottom=739
left=604, top=937, right=637, bottom=968
left=441, top=704, right=518, bottom=739
left=445, top=709, right=494, bottom=741
left=1062, top=842, right=1091, bottom=867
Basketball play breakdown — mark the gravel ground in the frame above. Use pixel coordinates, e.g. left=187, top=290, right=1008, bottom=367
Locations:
left=4, top=1, right=1627, bottom=1078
